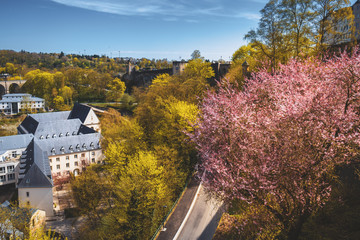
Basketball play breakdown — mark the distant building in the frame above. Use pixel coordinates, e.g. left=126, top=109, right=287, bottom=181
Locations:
left=0, top=94, right=45, bottom=115
left=172, top=61, right=188, bottom=75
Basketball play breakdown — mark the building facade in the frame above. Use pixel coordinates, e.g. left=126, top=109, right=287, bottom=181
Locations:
left=0, top=103, right=102, bottom=217
left=0, top=93, right=45, bottom=115
left=0, top=134, right=33, bottom=186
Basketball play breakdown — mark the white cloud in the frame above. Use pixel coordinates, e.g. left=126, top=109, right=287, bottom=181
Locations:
left=50, top=0, right=261, bottom=21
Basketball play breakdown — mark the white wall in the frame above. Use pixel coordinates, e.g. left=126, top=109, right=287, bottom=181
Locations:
left=49, top=149, right=103, bottom=176
left=18, top=187, right=54, bottom=217
left=84, top=109, right=101, bottom=132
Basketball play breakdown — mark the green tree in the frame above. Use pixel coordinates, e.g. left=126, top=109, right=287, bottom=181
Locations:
left=279, top=0, right=315, bottom=57
left=59, top=86, right=73, bottom=105
left=245, top=0, right=288, bottom=70
left=106, top=78, right=126, bottom=102
left=52, top=96, right=65, bottom=110
left=191, top=49, right=202, bottom=59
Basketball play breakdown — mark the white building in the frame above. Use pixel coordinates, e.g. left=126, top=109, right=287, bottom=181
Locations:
left=0, top=134, right=33, bottom=186
left=13, top=103, right=102, bottom=217
left=0, top=93, right=45, bottom=115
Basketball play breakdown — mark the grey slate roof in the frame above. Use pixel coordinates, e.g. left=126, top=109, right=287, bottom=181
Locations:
left=18, top=140, right=53, bottom=188
left=0, top=134, right=33, bottom=152
left=29, top=111, right=70, bottom=123
left=17, top=116, right=39, bottom=134
left=17, top=164, right=52, bottom=188
left=68, top=103, right=90, bottom=123
left=33, top=119, right=82, bottom=139
left=0, top=94, right=44, bottom=103
left=36, top=132, right=101, bottom=156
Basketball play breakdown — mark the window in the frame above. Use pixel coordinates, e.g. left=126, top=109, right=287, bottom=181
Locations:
left=59, top=133, right=63, bottom=137
left=56, top=157, right=60, bottom=162
left=26, top=192, right=29, bottom=197
left=56, top=165, right=60, bottom=170
left=50, top=166, right=52, bottom=171
left=0, top=176, right=5, bottom=182
left=40, top=135, right=44, bottom=140
left=0, top=167, right=5, bottom=173
left=49, top=159, right=52, bottom=163
left=82, top=160, right=86, bottom=165
left=8, top=173, right=15, bottom=180
left=76, top=144, right=80, bottom=150
left=66, top=156, right=69, bottom=160
left=66, top=163, right=69, bottom=168
left=51, top=148, right=56, bottom=154
left=81, top=153, right=85, bottom=157
left=60, top=147, right=65, bottom=153
left=92, top=158, right=95, bottom=163
left=12, top=151, right=17, bottom=158
left=91, top=152, right=95, bottom=156
left=7, top=165, right=14, bottom=173
left=82, top=143, right=86, bottom=149
left=66, top=132, right=70, bottom=136
left=52, top=134, right=56, bottom=138
left=72, top=131, right=76, bottom=135
left=74, top=154, right=78, bottom=159
left=69, top=145, right=73, bottom=152
left=46, top=134, right=50, bottom=139
left=90, top=142, right=94, bottom=148
left=74, top=162, right=78, bottom=166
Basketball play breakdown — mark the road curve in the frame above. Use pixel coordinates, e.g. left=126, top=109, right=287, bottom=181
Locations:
left=174, top=184, right=224, bottom=240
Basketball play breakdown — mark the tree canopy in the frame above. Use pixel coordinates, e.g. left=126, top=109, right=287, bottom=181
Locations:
left=192, top=49, right=360, bottom=239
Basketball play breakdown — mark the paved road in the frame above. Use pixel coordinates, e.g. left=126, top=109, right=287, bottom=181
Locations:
left=157, top=177, right=201, bottom=240
left=174, top=185, right=224, bottom=240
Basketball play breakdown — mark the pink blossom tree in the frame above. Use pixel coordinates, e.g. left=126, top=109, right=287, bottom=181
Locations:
left=192, top=50, right=360, bottom=239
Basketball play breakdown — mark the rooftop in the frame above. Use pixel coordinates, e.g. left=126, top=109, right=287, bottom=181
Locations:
left=0, top=134, right=34, bottom=153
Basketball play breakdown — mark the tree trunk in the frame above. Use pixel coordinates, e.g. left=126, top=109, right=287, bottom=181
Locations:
left=286, top=212, right=310, bottom=240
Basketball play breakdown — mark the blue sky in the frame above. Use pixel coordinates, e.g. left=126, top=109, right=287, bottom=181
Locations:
left=0, top=0, right=355, bottom=61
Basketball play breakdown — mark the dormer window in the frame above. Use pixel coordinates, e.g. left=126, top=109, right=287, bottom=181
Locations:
left=82, top=143, right=86, bottom=149
left=90, top=142, right=94, bottom=148
left=72, top=131, right=76, bottom=136
left=40, top=135, right=44, bottom=140
left=59, top=133, right=63, bottom=137
left=60, top=146, right=65, bottom=152
left=51, top=148, right=56, bottom=154
left=66, top=132, right=70, bottom=136
left=46, top=134, right=50, bottom=139
left=69, top=145, right=73, bottom=152
left=76, top=144, right=80, bottom=150
left=52, top=134, right=56, bottom=138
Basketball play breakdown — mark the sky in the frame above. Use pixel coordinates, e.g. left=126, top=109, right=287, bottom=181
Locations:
left=0, top=0, right=357, bottom=61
